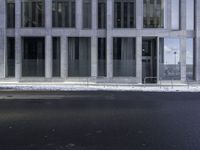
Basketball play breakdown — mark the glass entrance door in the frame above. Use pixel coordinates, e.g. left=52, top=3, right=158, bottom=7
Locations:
left=142, top=38, right=157, bottom=83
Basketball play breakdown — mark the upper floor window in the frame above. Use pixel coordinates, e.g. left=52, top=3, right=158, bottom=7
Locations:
left=114, top=0, right=136, bottom=28
left=186, top=0, right=194, bottom=30
left=7, top=0, right=15, bottom=28
left=52, top=0, right=75, bottom=28
left=98, top=0, right=106, bottom=29
left=82, top=0, right=91, bottom=29
left=21, top=0, right=45, bottom=27
left=171, top=0, right=179, bottom=30
left=143, top=0, right=164, bottom=28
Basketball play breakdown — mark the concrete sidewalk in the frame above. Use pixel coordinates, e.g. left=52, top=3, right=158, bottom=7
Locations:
left=0, top=82, right=199, bottom=92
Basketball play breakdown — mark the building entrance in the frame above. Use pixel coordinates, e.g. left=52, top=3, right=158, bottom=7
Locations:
left=142, top=38, right=157, bottom=83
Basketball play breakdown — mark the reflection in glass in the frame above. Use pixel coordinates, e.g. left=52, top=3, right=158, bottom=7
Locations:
left=22, top=37, right=45, bottom=77
left=114, top=0, right=136, bottom=28
left=83, top=0, right=91, bottom=29
left=68, top=37, right=91, bottom=77
left=159, top=38, right=181, bottom=80
left=186, top=0, right=194, bottom=30
left=7, top=37, right=15, bottom=77
left=52, top=0, right=75, bottom=28
left=52, top=37, right=61, bottom=77
left=186, top=39, right=194, bottom=80
left=98, top=0, right=106, bottom=29
left=21, top=0, right=45, bottom=27
left=113, top=38, right=136, bottom=77
left=143, top=0, right=164, bottom=28
left=7, top=0, right=15, bottom=28
left=171, top=0, right=179, bottom=30
left=98, top=38, right=106, bottom=77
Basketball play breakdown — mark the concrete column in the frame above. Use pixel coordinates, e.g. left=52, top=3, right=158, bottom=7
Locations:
left=195, top=0, right=200, bottom=81
left=45, top=0, right=52, bottom=78
left=61, top=36, right=67, bottom=79
left=45, top=0, right=52, bottom=29
left=136, top=0, right=143, bottom=30
left=91, top=0, right=98, bottom=78
left=157, top=37, right=160, bottom=80
left=91, top=37, right=98, bottom=77
left=106, top=0, right=113, bottom=78
left=0, top=0, right=6, bottom=78
left=180, top=38, right=186, bottom=82
left=76, top=0, right=83, bottom=29
left=136, top=37, right=142, bottom=83
left=180, top=0, right=187, bottom=82
left=45, top=36, right=52, bottom=78
left=106, top=36, right=113, bottom=78
left=15, top=0, right=22, bottom=80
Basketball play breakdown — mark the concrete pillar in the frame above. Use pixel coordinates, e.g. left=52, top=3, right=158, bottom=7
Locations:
left=76, top=0, right=83, bottom=29
left=91, top=0, right=98, bottom=78
left=136, top=0, right=143, bottom=30
left=45, top=0, right=52, bottom=78
left=45, top=0, right=52, bottom=29
left=0, top=0, right=6, bottom=78
left=180, top=38, right=186, bottom=82
left=136, top=37, right=142, bottom=83
left=180, top=0, right=187, bottom=82
left=15, top=0, right=22, bottom=80
left=45, top=36, right=52, bottom=78
left=157, top=37, right=160, bottom=81
left=106, top=0, right=113, bottom=78
left=61, top=36, right=67, bottom=79
left=195, top=0, right=200, bottom=81
left=91, top=37, right=98, bottom=77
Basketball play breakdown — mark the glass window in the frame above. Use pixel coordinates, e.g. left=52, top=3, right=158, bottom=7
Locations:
left=83, top=0, right=91, bottom=29
left=7, top=0, right=15, bottom=28
left=21, top=0, right=45, bottom=27
left=6, top=37, right=15, bottom=77
left=52, top=37, right=61, bottom=77
left=22, top=37, right=45, bottom=77
left=143, top=0, right=164, bottom=28
left=52, top=0, right=75, bottom=28
left=98, top=38, right=106, bottom=77
left=159, top=38, right=181, bottom=80
left=68, top=37, right=91, bottom=77
left=186, top=0, right=194, bottom=30
left=113, top=38, right=136, bottom=77
left=186, top=39, right=194, bottom=80
left=114, top=0, right=136, bottom=28
left=171, top=0, right=179, bottom=30
left=98, top=0, right=106, bottom=29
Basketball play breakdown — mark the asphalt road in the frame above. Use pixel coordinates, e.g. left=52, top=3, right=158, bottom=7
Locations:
left=0, top=91, right=200, bottom=150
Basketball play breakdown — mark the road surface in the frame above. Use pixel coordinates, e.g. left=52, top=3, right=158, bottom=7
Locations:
left=0, top=91, right=200, bottom=150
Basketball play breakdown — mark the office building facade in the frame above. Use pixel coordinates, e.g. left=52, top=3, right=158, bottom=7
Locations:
left=0, top=0, right=199, bottom=84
